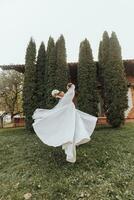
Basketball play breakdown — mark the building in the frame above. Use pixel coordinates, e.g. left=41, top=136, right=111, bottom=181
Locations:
left=0, top=60, right=134, bottom=123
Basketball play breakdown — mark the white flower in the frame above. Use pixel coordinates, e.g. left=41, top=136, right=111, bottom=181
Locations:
left=51, top=89, right=60, bottom=97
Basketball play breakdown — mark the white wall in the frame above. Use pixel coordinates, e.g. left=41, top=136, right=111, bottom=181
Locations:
left=125, top=88, right=133, bottom=118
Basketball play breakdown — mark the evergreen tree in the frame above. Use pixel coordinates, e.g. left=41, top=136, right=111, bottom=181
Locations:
left=23, top=38, right=36, bottom=131
left=45, top=37, right=57, bottom=108
left=98, top=31, right=110, bottom=112
left=55, top=35, right=68, bottom=91
left=77, top=39, right=98, bottom=116
left=98, top=31, right=109, bottom=82
left=98, top=41, right=103, bottom=68
left=104, top=32, right=128, bottom=127
left=36, top=42, right=46, bottom=108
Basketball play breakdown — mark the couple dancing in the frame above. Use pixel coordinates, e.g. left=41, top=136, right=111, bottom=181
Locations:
left=32, top=83, right=97, bottom=163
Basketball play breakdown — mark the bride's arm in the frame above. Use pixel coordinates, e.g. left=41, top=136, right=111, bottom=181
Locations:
left=66, top=83, right=75, bottom=94
left=67, top=83, right=75, bottom=90
left=61, top=83, right=75, bottom=104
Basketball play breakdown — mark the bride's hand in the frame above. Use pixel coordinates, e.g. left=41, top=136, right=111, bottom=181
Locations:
left=67, top=83, right=73, bottom=90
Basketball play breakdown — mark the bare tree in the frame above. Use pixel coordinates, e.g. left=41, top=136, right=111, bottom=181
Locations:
left=0, top=70, right=24, bottom=121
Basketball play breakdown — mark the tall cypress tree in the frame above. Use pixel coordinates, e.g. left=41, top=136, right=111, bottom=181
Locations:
left=104, top=32, right=128, bottom=127
left=98, top=40, right=103, bottom=69
left=45, top=37, right=57, bottom=108
left=36, top=42, right=46, bottom=108
left=23, top=38, right=36, bottom=131
left=98, top=31, right=110, bottom=83
left=98, top=31, right=110, bottom=112
left=77, top=39, right=98, bottom=116
left=55, top=35, right=68, bottom=91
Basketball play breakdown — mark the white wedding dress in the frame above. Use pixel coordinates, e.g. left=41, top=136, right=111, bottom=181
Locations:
left=32, top=84, right=97, bottom=163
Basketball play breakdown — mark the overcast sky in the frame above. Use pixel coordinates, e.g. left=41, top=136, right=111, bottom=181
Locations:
left=0, top=0, right=134, bottom=65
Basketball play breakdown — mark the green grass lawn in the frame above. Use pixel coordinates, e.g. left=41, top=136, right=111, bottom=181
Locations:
left=0, top=124, right=134, bottom=200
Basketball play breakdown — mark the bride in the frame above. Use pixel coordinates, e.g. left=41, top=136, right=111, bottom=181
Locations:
left=32, top=83, right=97, bottom=163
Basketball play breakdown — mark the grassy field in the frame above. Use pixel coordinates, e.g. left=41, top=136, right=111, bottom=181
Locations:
left=0, top=123, right=134, bottom=200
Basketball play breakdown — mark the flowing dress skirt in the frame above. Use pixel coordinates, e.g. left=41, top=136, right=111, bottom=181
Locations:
left=32, top=85, right=97, bottom=163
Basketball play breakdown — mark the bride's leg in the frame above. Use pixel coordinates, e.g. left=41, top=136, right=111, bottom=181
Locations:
left=62, top=142, right=76, bottom=163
